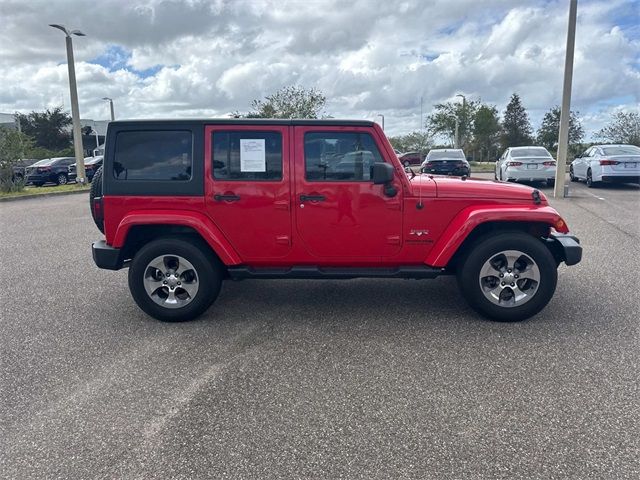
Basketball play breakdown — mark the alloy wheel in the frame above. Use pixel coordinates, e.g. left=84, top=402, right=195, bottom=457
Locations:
left=478, top=250, right=540, bottom=308
left=143, top=254, right=199, bottom=309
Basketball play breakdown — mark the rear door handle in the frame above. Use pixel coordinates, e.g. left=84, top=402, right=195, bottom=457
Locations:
left=214, top=194, right=240, bottom=202
left=300, top=194, right=326, bottom=202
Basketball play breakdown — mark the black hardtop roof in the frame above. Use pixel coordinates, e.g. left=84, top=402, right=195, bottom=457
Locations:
left=108, top=118, right=376, bottom=127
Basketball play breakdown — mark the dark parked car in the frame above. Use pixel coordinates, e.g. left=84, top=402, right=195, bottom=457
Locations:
left=25, top=157, right=76, bottom=186
left=10, top=159, right=37, bottom=182
left=398, top=151, right=425, bottom=167
left=420, top=149, right=471, bottom=176
left=69, top=156, right=103, bottom=183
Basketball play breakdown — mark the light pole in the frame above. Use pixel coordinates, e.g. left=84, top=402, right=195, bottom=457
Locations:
left=50, top=24, right=86, bottom=184
left=455, top=94, right=466, bottom=149
left=554, top=0, right=577, bottom=199
left=376, top=114, right=385, bottom=131
left=102, top=97, right=115, bottom=122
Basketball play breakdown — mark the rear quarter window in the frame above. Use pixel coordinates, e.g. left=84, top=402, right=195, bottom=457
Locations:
left=113, top=130, right=193, bottom=181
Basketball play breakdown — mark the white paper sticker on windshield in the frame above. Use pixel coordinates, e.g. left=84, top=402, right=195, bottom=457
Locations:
left=240, top=139, right=266, bottom=172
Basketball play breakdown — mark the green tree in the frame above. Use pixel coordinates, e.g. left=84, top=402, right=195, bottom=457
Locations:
left=0, top=126, right=33, bottom=192
left=472, top=104, right=501, bottom=161
left=15, top=107, right=72, bottom=151
left=536, top=106, right=584, bottom=153
left=244, top=85, right=327, bottom=119
left=500, top=93, right=533, bottom=149
left=387, top=130, right=432, bottom=155
left=595, top=111, right=640, bottom=146
left=426, top=99, right=479, bottom=149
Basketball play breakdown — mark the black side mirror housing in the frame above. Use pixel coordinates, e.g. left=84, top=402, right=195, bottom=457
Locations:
left=372, top=162, right=394, bottom=185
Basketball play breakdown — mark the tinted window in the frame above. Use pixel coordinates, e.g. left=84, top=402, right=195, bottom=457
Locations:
left=601, top=146, right=640, bottom=156
left=428, top=150, right=465, bottom=160
left=511, top=148, right=551, bottom=158
left=212, top=131, right=282, bottom=181
left=305, top=132, right=384, bottom=181
left=113, top=131, right=192, bottom=181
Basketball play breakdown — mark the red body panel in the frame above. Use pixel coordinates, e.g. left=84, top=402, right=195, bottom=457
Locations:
left=102, top=123, right=571, bottom=268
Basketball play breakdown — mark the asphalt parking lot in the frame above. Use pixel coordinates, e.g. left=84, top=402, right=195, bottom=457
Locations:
left=1, top=177, right=639, bottom=479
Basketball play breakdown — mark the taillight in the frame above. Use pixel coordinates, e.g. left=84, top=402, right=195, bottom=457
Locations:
left=37, top=166, right=51, bottom=172
left=599, top=159, right=619, bottom=166
left=92, top=197, right=103, bottom=223
left=543, top=161, right=556, bottom=166
left=507, top=161, right=523, bottom=167
left=425, top=162, right=434, bottom=168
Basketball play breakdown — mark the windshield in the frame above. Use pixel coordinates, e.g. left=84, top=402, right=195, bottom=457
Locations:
left=428, top=150, right=465, bottom=160
left=511, top=148, right=551, bottom=158
left=601, top=146, right=640, bottom=156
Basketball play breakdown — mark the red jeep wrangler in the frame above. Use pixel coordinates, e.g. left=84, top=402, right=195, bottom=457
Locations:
left=90, top=119, right=581, bottom=322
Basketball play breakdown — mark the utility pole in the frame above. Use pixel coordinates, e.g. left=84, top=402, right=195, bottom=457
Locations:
left=455, top=94, right=466, bottom=149
left=554, top=0, right=577, bottom=198
left=50, top=24, right=86, bottom=184
left=102, top=97, right=115, bottom=121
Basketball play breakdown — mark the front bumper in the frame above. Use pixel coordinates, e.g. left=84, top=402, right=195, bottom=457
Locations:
left=547, top=233, right=582, bottom=266
left=92, top=240, right=125, bottom=270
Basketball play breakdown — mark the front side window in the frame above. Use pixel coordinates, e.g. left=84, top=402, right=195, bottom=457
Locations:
left=212, top=131, right=282, bottom=181
left=113, top=130, right=192, bottom=181
left=305, top=132, right=384, bottom=181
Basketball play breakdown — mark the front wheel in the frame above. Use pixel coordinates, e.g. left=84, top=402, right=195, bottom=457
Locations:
left=128, top=238, right=223, bottom=322
left=569, top=166, right=577, bottom=182
left=456, top=232, right=557, bottom=322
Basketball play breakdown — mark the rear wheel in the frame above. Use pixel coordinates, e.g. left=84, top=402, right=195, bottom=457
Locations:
left=586, top=168, right=598, bottom=188
left=128, top=238, right=222, bottom=322
left=456, top=232, right=557, bottom=322
left=56, top=173, right=68, bottom=185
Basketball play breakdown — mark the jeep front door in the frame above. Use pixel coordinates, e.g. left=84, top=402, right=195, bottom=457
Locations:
left=293, top=127, right=403, bottom=259
left=205, top=125, right=292, bottom=260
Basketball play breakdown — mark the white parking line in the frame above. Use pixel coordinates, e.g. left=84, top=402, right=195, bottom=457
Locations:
left=584, top=191, right=606, bottom=201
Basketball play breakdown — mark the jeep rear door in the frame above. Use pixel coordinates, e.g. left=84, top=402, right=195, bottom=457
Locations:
left=293, top=126, right=403, bottom=258
left=204, top=125, right=292, bottom=260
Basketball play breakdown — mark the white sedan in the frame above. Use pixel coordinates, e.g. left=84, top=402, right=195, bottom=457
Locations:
left=570, top=144, right=640, bottom=187
left=495, top=146, right=556, bottom=185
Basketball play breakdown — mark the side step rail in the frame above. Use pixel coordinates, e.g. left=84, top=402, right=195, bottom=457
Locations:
left=228, top=265, right=443, bottom=280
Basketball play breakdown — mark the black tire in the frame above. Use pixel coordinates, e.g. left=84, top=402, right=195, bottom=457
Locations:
left=89, top=167, right=104, bottom=233
left=56, top=173, right=68, bottom=185
left=569, top=166, right=577, bottom=182
left=456, top=232, right=558, bottom=322
left=128, top=237, right=223, bottom=322
left=586, top=168, right=598, bottom=188
left=546, top=179, right=555, bottom=187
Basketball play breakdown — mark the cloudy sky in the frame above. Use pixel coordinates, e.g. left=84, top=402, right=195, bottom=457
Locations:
left=0, top=0, right=638, bottom=138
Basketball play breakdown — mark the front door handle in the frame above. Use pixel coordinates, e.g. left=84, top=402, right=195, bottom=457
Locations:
left=300, top=194, right=326, bottom=202
left=214, top=193, right=240, bottom=202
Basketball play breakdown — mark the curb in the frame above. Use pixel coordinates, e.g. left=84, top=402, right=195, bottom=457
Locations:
left=0, top=188, right=89, bottom=203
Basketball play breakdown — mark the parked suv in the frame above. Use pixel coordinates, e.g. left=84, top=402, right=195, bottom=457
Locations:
left=26, top=157, right=76, bottom=186
left=91, top=119, right=581, bottom=323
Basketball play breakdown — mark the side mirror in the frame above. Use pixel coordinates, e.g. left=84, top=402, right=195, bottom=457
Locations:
left=372, top=162, right=394, bottom=185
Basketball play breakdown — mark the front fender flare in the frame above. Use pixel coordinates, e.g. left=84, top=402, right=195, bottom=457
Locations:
left=424, top=205, right=568, bottom=268
left=112, top=210, right=242, bottom=265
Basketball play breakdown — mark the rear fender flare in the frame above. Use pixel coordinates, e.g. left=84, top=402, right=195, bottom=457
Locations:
left=112, top=210, right=242, bottom=265
left=424, top=205, right=568, bottom=268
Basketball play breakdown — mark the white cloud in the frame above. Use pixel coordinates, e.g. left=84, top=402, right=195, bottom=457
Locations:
left=0, top=0, right=637, bottom=141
